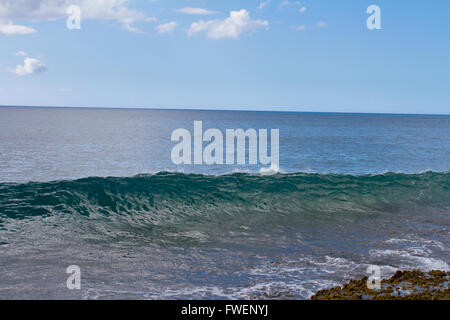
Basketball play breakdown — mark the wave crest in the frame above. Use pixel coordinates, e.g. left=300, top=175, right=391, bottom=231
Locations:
left=1, top=171, right=448, bottom=225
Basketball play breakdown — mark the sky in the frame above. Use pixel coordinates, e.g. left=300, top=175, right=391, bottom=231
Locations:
left=0, top=0, right=449, bottom=114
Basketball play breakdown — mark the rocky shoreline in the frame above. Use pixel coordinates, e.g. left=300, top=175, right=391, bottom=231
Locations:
left=311, top=270, right=450, bottom=300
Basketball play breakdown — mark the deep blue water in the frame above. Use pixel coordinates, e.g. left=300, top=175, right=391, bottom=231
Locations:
left=0, top=107, right=449, bottom=299
left=0, top=107, right=449, bottom=181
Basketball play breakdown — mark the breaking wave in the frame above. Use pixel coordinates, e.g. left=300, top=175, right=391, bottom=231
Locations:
left=1, top=171, right=448, bottom=230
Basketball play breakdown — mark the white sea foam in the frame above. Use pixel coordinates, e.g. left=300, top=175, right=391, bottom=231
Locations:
left=385, top=237, right=446, bottom=251
left=369, top=249, right=449, bottom=271
left=259, top=164, right=283, bottom=175
left=141, top=279, right=340, bottom=300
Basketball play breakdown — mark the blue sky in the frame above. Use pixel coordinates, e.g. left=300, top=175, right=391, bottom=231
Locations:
left=0, top=0, right=449, bottom=114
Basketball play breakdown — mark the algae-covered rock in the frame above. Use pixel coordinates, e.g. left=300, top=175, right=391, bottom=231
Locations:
left=311, top=270, right=450, bottom=300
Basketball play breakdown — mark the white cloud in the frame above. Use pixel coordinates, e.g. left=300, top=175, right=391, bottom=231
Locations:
left=0, top=21, right=36, bottom=35
left=14, top=50, right=27, bottom=56
left=293, top=21, right=327, bottom=31
left=187, top=9, right=269, bottom=40
left=9, top=57, right=47, bottom=76
left=257, top=1, right=270, bottom=10
left=280, top=0, right=301, bottom=8
left=0, top=0, right=156, bottom=33
left=292, top=25, right=306, bottom=31
left=156, top=21, right=177, bottom=34
left=280, top=0, right=306, bottom=12
left=176, top=7, right=219, bottom=15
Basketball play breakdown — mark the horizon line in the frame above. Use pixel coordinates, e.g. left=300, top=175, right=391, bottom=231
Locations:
left=0, top=104, right=449, bottom=117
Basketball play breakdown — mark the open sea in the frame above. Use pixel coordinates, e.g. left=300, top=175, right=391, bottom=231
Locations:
left=0, top=106, right=449, bottom=299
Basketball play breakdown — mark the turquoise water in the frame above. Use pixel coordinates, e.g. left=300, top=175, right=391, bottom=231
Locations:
left=0, top=107, right=449, bottom=299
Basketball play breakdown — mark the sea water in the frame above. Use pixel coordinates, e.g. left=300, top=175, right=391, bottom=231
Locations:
left=0, top=106, right=449, bottom=299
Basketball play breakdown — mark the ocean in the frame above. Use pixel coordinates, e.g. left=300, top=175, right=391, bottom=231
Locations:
left=0, top=106, right=449, bottom=299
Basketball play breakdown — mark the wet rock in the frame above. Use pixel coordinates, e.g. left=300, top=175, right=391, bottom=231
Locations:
left=311, top=270, right=450, bottom=300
